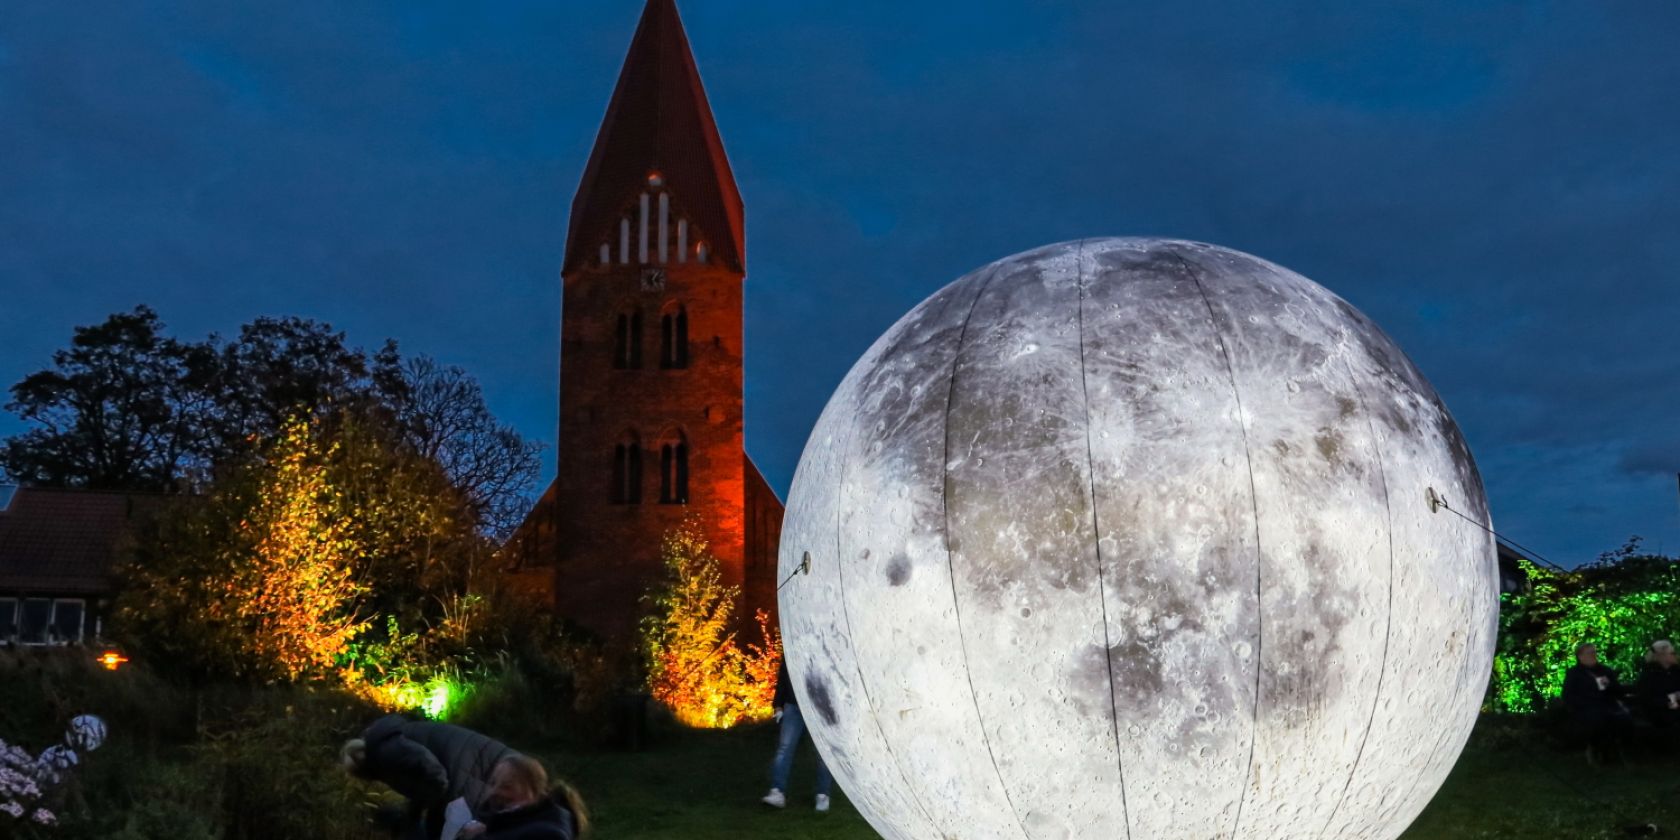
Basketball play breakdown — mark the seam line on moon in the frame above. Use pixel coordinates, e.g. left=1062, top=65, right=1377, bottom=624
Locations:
left=830, top=350, right=945, bottom=836
left=1073, top=239, right=1134, bottom=840
left=1389, top=410, right=1485, bottom=821
left=941, top=260, right=1034, bottom=840
left=1173, top=249, right=1265, bottom=840
left=1314, top=345, right=1399, bottom=838
left=1392, top=562, right=1486, bottom=820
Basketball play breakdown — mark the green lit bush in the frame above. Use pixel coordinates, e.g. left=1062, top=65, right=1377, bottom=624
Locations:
left=1489, top=539, right=1680, bottom=714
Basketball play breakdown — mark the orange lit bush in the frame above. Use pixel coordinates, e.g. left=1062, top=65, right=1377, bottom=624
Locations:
left=640, top=522, right=781, bottom=729
left=117, top=414, right=482, bottom=694
left=118, top=417, right=369, bottom=683
left=116, top=410, right=589, bottom=723
left=227, top=419, right=368, bottom=681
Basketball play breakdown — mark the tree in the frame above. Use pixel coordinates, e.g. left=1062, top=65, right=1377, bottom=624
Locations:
left=1, top=309, right=374, bottom=492
left=118, top=417, right=369, bottom=682
left=223, top=418, right=368, bottom=681
left=375, top=356, right=543, bottom=540
left=2, top=307, right=204, bottom=490
left=639, top=521, right=780, bottom=728
left=115, top=410, right=495, bottom=685
left=204, top=316, right=374, bottom=462
left=3, top=308, right=541, bottom=539
left=323, top=409, right=484, bottom=625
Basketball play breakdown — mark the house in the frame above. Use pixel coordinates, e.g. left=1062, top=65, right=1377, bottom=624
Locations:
left=0, top=485, right=160, bottom=645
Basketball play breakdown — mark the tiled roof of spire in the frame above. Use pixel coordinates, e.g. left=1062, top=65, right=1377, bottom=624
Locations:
left=564, top=0, right=744, bottom=274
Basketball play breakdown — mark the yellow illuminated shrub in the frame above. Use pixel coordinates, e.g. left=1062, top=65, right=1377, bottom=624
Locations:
left=640, top=522, right=781, bottom=729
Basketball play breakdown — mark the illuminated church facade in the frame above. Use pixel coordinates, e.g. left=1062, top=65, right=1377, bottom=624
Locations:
left=507, top=0, right=782, bottom=641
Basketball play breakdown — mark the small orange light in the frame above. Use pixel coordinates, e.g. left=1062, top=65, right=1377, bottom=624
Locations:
left=98, top=651, right=128, bottom=671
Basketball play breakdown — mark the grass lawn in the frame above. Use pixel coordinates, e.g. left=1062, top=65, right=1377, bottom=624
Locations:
left=542, top=717, right=1680, bottom=839
left=549, top=723, right=873, bottom=840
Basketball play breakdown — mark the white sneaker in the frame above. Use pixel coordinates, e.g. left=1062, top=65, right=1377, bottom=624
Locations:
left=815, top=794, right=831, bottom=813
left=761, top=788, right=786, bottom=808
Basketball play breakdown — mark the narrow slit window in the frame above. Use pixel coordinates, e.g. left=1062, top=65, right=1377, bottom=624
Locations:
left=660, top=436, right=689, bottom=504
left=614, top=311, right=644, bottom=369
left=611, top=439, right=643, bottom=504
left=660, top=306, right=689, bottom=369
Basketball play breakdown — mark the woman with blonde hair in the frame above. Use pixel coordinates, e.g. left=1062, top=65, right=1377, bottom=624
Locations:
left=459, top=754, right=590, bottom=840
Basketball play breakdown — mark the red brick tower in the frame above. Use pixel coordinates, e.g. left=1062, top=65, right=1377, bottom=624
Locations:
left=510, top=0, right=781, bottom=642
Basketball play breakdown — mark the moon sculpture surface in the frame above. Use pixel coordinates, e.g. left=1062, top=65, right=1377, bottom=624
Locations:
left=777, top=238, right=1496, bottom=840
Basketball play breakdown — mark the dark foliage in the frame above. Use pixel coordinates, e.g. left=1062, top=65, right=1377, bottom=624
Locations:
left=2, top=307, right=540, bottom=539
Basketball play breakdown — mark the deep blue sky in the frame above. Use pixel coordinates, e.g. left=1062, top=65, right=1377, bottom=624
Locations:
left=2, top=1, right=1677, bottom=565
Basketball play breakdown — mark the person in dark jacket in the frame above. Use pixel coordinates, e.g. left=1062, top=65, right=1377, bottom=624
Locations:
left=342, top=714, right=518, bottom=839
left=760, top=660, right=834, bottom=812
left=1562, top=643, right=1634, bottom=764
left=459, top=755, right=589, bottom=840
left=1636, top=639, right=1680, bottom=730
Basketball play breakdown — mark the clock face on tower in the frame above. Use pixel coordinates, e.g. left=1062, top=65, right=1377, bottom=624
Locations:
left=640, top=268, right=667, bottom=292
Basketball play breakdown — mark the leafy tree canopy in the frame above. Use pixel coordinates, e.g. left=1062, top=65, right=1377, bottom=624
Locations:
left=3, top=306, right=197, bottom=490
left=2, top=306, right=540, bottom=539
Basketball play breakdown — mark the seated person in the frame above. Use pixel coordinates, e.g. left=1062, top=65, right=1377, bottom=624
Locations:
left=1562, top=642, right=1633, bottom=762
left=1637, top=639, right=1680, bottom=728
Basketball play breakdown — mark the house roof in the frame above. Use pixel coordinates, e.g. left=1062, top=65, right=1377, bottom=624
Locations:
left=563, top=0, right=744, bottom=275
left=0, top=487, right=163, bottom=595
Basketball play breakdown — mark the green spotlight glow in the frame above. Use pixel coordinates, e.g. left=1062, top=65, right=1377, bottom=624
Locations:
left=422, top=680, right=453, bottom=719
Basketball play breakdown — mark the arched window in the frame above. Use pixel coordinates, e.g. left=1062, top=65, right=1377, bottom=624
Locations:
left=659, top=431, right=689, bottom=504
left=660, top=304, right=688, bottom=369
left=614, top=310, right=643, bottom=369
left=611, top=432, right=642, bottom=504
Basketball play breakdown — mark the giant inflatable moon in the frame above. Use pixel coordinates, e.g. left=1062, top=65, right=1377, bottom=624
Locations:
left=777, top=238, right=1497, bottom=840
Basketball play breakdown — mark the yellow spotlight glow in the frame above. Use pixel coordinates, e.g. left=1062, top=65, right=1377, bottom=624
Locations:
left=98, top=651, right=129, bottom=671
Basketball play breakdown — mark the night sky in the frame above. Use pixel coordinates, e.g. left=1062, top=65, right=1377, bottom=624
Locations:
left=2, top=1, right=1677, bottom=566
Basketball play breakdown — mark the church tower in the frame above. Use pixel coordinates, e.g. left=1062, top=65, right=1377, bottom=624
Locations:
left=511, top=0, right=781, bottom=642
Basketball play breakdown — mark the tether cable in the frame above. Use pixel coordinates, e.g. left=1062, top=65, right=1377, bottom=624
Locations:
left=1427, top=487, right=1573, bottom=575
left=776, top=551, right=811, bottom=592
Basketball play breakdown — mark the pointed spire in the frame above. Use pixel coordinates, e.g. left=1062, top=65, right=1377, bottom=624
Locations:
left=565, top=0, right=745, bottom=274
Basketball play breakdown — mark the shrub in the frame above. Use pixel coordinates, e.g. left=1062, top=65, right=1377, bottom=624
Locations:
left=1490, top=538, right=1680, bottom=714
left=640, top=522, right=781, bottom=729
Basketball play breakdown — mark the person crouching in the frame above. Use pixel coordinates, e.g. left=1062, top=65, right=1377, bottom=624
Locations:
left=341, top=713, right=517, bottom=839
